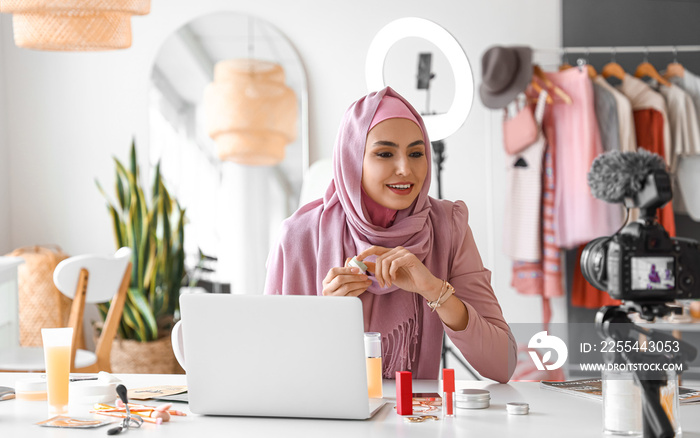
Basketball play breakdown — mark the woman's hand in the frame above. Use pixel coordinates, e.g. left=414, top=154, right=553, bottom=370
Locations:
left=322, top=259, right=373, bottom=297
left=356, top=246, right=442, bottom=300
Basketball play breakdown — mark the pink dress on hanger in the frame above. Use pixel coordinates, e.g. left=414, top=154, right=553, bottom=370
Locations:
left=545, top=68, right=620, bottom=249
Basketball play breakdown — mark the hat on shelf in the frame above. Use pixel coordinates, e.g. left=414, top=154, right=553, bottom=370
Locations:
left=479, top=45, right=533, bottom=109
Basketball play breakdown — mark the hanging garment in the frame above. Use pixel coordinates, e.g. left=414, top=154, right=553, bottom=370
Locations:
left=658, top=84, right=700, bottom=215
left=594, top=76, right=637, bottom=152
left=511, top=105, right=564, bottom=324
left=616, top=74, right=676, bottom=237
left=670, top=69, right=700, bottom=128
left=503, top=91, right=548, bottom=262
left=544, top=68, right=620, bottom=249
left=659, top=84, right=700, bottom=169
left=592, top=81, right=621, bottom=152
left=591, top=78, right=627, bottom=228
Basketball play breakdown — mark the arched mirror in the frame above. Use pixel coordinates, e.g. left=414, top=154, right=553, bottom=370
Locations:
left=148, top=12, right=308, bottom=295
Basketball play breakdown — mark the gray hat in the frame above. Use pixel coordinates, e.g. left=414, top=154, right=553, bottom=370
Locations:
left=479, top=46, right=533, bottom=109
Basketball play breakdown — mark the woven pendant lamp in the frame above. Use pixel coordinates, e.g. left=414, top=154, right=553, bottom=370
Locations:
left=0, top=0, right=150, bottom=51
left=204, top=59, right=297, bottom=166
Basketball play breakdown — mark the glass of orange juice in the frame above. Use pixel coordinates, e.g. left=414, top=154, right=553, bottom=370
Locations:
left=41, top=327, right=72, bottom=414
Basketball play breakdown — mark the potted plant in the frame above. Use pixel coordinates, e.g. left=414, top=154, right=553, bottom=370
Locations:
left=96, top=140, right=186, bottom=373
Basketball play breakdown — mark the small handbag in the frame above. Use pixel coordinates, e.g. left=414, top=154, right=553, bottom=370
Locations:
left=502, top=91, right=547, bottom=155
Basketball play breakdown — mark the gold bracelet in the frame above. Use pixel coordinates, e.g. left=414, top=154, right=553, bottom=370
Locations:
left=427, top=280, right=454, bottom=312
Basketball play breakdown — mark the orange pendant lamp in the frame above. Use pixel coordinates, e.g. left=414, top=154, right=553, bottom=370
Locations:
left=204, top=59, right=297, bottom=166
left=0, top=0, right=150, bottom=51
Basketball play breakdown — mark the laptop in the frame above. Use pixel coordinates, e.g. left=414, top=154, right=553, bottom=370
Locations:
left=178, top=294, right=387, bottom=420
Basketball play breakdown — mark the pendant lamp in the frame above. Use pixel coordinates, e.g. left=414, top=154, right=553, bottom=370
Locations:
left=0, top=0, right=150, bottom=51
left=204, top=59, right=297, bottom=166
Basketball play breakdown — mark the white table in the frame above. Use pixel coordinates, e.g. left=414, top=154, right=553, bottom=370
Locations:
left=2, top=373, right=700, bottom=437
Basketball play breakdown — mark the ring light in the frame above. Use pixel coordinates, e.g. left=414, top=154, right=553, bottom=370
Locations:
left=365, top=17, right=474, bottom=141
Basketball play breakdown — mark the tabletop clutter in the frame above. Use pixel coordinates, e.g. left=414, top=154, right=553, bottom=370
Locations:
left=5, top=324, right=529, bottom=428
left=394, top=368, right=529, bottom=422
left=7, top=371, right=188, bottom=431
left=6, top=368, right=533, bottom=428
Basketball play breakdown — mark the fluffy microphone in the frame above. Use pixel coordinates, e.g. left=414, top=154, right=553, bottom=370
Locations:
left=587, top=149, right=667, bottom=204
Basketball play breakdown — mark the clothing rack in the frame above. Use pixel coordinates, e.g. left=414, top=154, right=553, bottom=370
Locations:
left=538, top=45, right=700, bottom=55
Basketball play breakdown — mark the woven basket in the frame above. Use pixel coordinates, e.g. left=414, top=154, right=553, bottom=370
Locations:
left=110, top=334, right=185, bottom=374
left=7, top=245, right=72, bottom=347
left=0, top=0, right=150, bottom=51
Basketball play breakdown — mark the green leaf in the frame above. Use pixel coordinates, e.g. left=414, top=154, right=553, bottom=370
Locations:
left=97, top=302, right=109, bottom=320
left=122, top=302, right=146, bottom=342
left=114, top=157, right=132, bottom=213
left=107, top=205, right=124, bottom=249
left=160, top=180, right=173, bottom=217
left=95, top=179, right=107, bottom=199
left=127, top=287, right=158, bottom=341
left=116, top=169, right=127, bottom=211
left=129, top=138, right=138, bottom=179
left=152, top=162, right=161, bottom=201
left=154, top=292, right=166, bottom=319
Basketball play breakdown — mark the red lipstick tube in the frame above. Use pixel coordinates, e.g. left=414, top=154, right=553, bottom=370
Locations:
left=395, top=371, right=412, bottom=416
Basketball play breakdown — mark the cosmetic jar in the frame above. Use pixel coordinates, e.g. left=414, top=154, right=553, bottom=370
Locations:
left=506, top=402, right=529, bottom=415
left=15, top=379, right=47, bottom=401
left=455, top=389, right=490, bottom=409
left=349, top=257, right=367, bottom=274
left=69, top=380, right=118, bottom=404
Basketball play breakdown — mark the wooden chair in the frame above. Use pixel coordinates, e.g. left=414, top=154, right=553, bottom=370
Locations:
left=0, top=247, right=132, bottom=373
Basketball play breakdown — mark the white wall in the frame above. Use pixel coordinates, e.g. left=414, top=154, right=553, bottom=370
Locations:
left=0, top=0, right=563, bottom=324
left=0, top=18, right=9, bottom=253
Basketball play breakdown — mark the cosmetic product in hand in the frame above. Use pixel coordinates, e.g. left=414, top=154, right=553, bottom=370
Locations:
left=442, top=368, right=455, bottom=417
left=364, top=332, right=383, bottom=398
left=396, top=371, right=412, bottom=415
left=348, top=256, right=368, bottom=274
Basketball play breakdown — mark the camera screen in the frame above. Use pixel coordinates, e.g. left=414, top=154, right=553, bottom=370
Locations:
left=630, top=257, right=675, bottom=290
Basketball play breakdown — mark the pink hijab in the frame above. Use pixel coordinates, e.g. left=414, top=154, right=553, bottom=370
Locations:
left=265, top=87, right=461, bottom=375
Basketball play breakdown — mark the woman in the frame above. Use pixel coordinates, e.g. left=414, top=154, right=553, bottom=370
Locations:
left=265, top=87, right=516, bottom=383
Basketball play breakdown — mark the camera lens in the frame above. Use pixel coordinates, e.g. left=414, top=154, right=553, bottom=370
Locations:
left=580, top=237, right=610, bottom=291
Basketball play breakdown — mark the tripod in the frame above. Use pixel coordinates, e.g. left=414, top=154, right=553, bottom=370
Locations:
left=596, top=304, right=697, bottom=438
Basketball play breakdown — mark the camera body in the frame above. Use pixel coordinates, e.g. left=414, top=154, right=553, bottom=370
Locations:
left=581, top=170, right=700, bottom=304
left=603, top=223, right=699, bottom=301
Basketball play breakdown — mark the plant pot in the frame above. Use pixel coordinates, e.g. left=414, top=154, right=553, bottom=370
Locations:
left=110, top=334, right=185, bottom=374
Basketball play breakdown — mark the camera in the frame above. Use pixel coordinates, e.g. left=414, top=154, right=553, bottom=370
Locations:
left=580, top=168, right=700, bottom=304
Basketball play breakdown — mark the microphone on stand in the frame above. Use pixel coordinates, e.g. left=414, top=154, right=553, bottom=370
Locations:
left=587, top=149, right=670, bottom=219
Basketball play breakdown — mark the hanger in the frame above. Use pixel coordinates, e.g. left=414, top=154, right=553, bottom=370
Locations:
left=602, top=48, right=626, bottom=81
left=559, top=49, right=572, bottom=71
left=576, top=53, right=598, bottom=79
left=587, top=64, right=598, bottom=79
left=530, top=78, right=554, bottom=104
left=635, top=48, right=671, bottom=87
left=664, top=46, right=685, bottom=80
left=583, top=49, right=598, bottom=79
left=532, top=65, right=573, bottom=104
left=559, top=49, right=597, bottom=79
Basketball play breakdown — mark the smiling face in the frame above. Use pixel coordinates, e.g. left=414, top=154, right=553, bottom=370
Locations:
left=361, top=118, right=428, bottom=210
